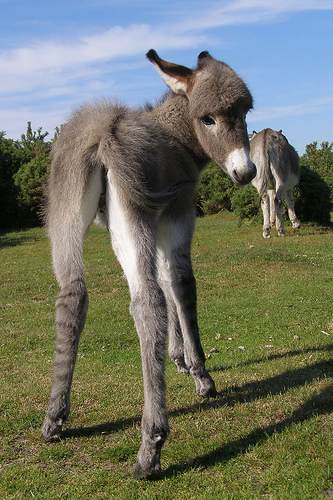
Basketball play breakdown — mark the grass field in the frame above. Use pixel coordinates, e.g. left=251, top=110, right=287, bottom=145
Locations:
left=0, top=213, right=332, bottom=499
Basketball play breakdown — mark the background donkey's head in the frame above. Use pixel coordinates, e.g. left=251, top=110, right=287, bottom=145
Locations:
left=147, top=50, right=256, bottom=185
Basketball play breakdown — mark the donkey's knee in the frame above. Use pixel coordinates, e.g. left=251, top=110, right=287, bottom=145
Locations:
left=130, top=281, right=167, bottom=338
left=56, top=279, right=88, bottom=332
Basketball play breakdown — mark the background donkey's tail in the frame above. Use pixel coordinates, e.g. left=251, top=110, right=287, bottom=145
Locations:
left=250, top=128, right=272, bottom=201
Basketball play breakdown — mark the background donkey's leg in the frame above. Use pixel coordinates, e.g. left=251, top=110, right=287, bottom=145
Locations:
left=274, top=184, right=286, bottom=236
left=157, top=215, right=216, bottom=398
left=285, top=189, right=300, bottom=228
left=268, top=189, right=276, bottom=227
left=107, top=187, right=169, bottom=479
left=261, top=192, right=271, bottom=238
left=42, top=171, right=102, bottom=441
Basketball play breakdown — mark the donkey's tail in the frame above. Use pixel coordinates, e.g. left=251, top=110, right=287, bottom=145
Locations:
left=257, top=130, right=272, bottom=201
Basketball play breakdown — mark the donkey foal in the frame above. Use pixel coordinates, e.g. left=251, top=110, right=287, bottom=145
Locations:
left=42, top=50, right=256, bottom=479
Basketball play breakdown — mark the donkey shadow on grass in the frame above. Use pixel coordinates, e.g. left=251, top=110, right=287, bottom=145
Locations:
left=62, top=344, right=333, bottom=477
left=0, top=230, right=43, bottom=249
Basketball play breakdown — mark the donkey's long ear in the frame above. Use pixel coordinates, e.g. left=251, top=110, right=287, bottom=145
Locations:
left=146, top=49, right=193, bottom=95
left=197, top=51, right=213, bottom=69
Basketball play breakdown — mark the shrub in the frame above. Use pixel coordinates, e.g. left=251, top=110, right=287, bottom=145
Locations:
left=301, top=142, right=333, bottom=205
left=13, top=154, right=50, bottom=224
left=230, top=184, right=261, bottom=222
left=294, top=165, right=331, bottom=226
left=197, top=162, right=235, bottom=215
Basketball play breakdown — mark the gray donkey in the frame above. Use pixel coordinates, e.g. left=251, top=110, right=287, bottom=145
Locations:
left=41, top=49, right=256, bottom=479
left=250, top=128, right=300, bottom=238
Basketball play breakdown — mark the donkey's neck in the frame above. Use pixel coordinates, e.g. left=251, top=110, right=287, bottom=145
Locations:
left=148, top=93, right=209, bottom=169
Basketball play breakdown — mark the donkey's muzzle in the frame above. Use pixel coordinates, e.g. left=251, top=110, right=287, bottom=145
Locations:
left=226, top=148, right=257, bottom=186
left=232, top=162, right=256, bottom=185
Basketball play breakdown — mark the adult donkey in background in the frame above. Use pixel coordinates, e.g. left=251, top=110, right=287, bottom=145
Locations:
left=42, top=49, right=256, bottom=479
left=250, top=128, right=300, bottom=238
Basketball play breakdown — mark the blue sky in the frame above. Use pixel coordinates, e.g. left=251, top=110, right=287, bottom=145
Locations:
left=1, top=0, right=332, bottom=155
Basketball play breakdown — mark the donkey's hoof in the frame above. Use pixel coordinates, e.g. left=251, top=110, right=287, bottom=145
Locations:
left=41, top=416, right=63, bottom=442
left=278, top=229, right=285, bottom=237
left=292, top=221, right=300, bottom=228
left=263, top=231, right=270, bottom=238
left=194, top=371, right=217, bottom=398
left=133, top=463, right=162, bottom=480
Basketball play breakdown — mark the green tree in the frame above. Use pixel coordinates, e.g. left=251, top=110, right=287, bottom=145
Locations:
left=0, top=123, right=52, bottom=229
left=301, top=141, right=333, bottom=204
left=20, top=122, right=50, bottom=155
left=13, top=154, right=50, bottom=221
left=0, top=132, right=27, bottom=229
left=13, top=123, right=51, bottom=225
left=293, top=165, right=331, bottom=226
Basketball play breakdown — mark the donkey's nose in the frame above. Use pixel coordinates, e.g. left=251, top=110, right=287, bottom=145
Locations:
left=233, top=160, right=256, bottom=185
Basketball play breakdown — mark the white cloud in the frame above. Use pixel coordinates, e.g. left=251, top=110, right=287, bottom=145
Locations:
left=248, top=94, right=333, bottom=122
left=176, top=0, right=333, bottom=31
left=0, top=24, right=204, bottom=80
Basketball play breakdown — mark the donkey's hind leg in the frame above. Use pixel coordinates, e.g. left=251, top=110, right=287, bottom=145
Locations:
left=107, top=187, right=170, bottom=479
left=285, top=189, right=300, bottom=228
left=261, top=192, right=271, bottom=238
left=274, top=183, right=286, bottom=236
left=42, top=171, right=102, bottom=442
left=268, top=189, right=276, bottom=228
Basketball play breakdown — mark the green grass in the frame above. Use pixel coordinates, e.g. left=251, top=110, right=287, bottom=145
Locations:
left=0, top=213, right=332, bottom=499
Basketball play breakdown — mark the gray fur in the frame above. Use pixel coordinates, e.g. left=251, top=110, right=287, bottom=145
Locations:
left=250, top=128, right=300, bottom=238
left=42, top=50, right=256, bottom=479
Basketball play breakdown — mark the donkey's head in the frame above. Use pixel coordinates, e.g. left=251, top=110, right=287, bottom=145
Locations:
left=147, top=50, right=256, bottom=185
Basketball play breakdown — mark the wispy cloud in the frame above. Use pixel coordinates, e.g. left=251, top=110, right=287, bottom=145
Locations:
left=248, top=94, right=333, bottom=122
left=176, top=0, right=333, bottom=31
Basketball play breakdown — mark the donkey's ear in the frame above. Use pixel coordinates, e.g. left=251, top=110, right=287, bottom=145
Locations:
left=197, top=51, right=213, bottom=69
left=146, top=49, right=193, bottom=95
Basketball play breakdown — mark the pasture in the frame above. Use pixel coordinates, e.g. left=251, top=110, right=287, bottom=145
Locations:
left=0, top=212, right=332, bottom=499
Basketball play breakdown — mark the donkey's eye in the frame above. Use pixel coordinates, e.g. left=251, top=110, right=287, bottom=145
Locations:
left=201, top=115, right=216, bottom=126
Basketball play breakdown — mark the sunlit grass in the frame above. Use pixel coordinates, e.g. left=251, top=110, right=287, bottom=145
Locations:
left=0, top=214, right=332, bottom=499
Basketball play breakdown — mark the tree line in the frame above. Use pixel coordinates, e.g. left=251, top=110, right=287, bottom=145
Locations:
left=0, top=123, right=332, bottom=231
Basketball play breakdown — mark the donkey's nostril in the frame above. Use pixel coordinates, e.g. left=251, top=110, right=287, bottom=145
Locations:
left=233, top=162, right=256, bottom=185
left=233, top=169, right=241, bottom=183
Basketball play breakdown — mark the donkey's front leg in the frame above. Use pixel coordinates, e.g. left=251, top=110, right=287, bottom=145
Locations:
left=42, top=279, right=88, bottom=441
left=158, top=217, right=216, bottom=398
left=130, top=282, right=170, bottom=479
left=172, top=269, right=216, bottom=398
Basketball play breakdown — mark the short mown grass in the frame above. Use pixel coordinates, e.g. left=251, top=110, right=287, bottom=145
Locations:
left=0, top=213, right=332, bottom=499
